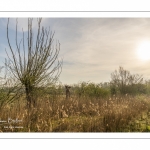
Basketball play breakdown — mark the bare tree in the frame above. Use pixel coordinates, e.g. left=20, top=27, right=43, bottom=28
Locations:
left=110, top=66, right=143, bottom=95
left=6, top=18, right=62, bottom=108
left=0, top=65, right=22, bottom=108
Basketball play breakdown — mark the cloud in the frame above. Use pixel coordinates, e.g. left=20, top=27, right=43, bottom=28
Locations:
left=57, top=18, right=150, bottom=84
left=1, top=18, right=150, bottom=84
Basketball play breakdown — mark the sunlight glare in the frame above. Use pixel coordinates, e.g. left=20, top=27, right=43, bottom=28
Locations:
left=137, top=41, right=150, bottom=61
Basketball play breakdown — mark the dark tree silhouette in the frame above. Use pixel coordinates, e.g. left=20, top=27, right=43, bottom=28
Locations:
left=65, top=85, right=71, bottom=99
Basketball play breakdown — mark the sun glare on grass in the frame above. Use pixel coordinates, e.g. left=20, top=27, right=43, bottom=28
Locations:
left=137, top=41, right=150, bottom=61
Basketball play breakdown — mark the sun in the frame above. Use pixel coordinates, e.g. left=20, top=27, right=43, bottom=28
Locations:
left=137, top=41, right=150, bottom=61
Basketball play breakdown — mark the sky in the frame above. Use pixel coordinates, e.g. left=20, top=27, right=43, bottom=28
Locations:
left=1, top=18, right=150, bottom=85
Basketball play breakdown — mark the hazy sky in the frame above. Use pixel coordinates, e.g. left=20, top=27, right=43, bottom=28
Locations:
left=1, top=18, right=150, bottom=84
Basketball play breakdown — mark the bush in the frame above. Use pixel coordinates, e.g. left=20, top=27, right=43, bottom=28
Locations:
left=73, top=82, right=110, bottom=99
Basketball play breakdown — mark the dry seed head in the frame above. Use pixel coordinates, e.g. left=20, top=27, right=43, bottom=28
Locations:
left=62, top=110, right=68, bottom=118
left=82, top=104, right=86, bottom=108
left=49, top=106, right=52, bottom=111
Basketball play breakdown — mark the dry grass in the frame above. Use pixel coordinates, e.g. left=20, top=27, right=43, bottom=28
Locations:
left=0, top=94, right=150, bottom=132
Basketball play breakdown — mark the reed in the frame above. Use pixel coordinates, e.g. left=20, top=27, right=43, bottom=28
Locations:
left=0, top=93, right=149, bottom=132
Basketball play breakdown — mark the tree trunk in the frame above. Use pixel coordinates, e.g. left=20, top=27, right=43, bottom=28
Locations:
left=25, top=85, right=36, bottom=109
left=25, top=86, right=32, bottom=109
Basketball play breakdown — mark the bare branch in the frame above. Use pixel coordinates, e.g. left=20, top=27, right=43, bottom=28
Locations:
left=6, top=18, right=63, bottom=108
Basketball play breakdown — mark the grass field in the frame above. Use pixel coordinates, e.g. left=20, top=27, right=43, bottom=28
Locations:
left=0, top=93, right=150, bottom=132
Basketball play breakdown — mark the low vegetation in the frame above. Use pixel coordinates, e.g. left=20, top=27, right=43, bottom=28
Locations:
left=0, top=80, right=150, bottom=132
left=0, top=18, right=150, bottom=132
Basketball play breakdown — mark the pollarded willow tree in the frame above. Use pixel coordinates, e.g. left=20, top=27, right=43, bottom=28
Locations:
left=6, top=18, right=62, bottom=108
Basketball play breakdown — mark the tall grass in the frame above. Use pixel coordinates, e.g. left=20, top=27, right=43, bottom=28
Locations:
left=0, top=91, right=150, bottom=132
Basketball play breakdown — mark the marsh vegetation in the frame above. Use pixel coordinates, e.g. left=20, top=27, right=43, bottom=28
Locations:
left=1, top=78, right=150, bottom=132
left=0, top=18, right=150, bottom=132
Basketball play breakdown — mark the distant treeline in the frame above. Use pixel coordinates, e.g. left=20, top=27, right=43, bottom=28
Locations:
left=1, top=66, right=150, bottom=106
